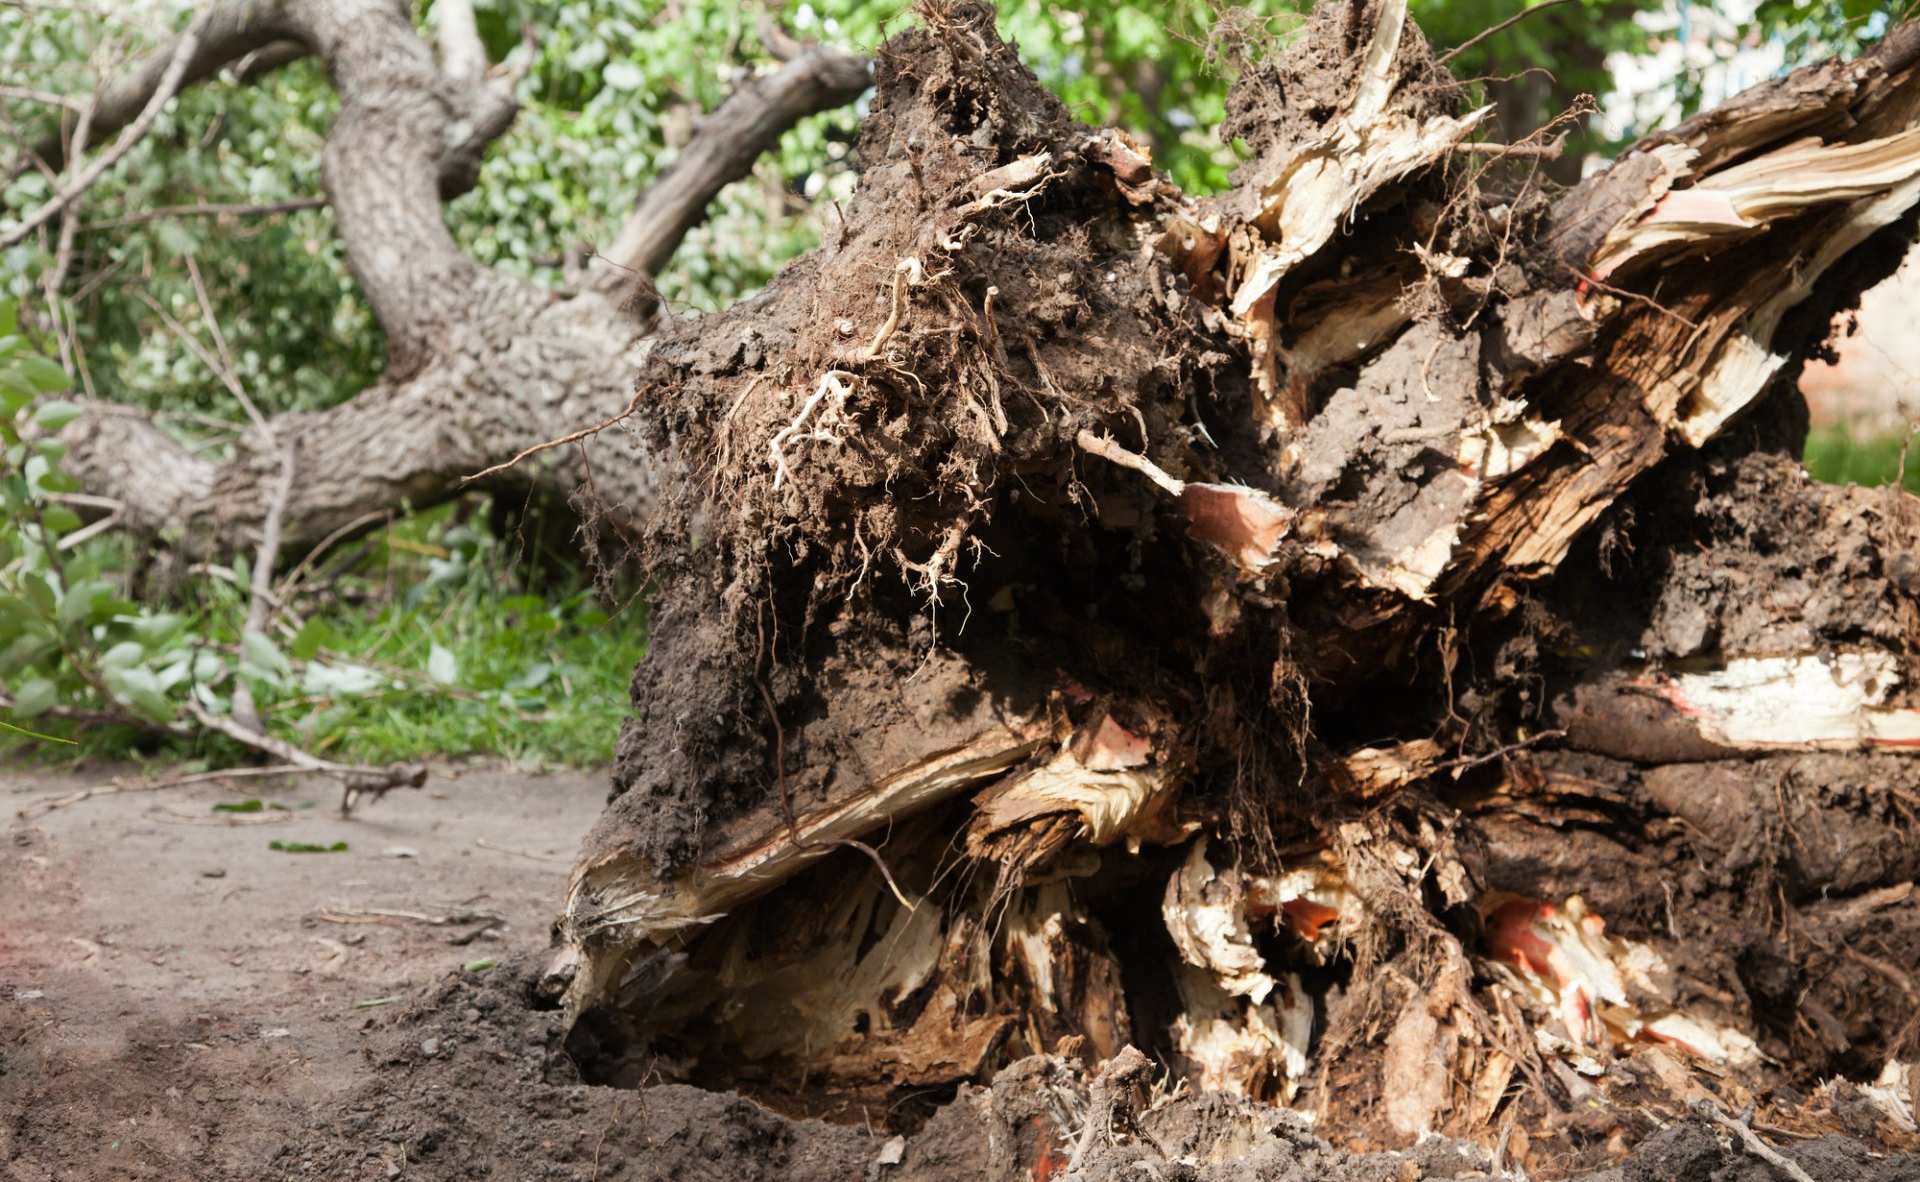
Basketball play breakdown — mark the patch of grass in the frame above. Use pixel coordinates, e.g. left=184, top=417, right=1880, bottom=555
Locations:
left=278, top=565, right=640, bottom=769
left=1803, top=425, right=1920, bottom=492
left=2, top=497, right=643, bottom=769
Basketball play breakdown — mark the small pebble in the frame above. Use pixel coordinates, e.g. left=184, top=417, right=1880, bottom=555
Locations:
left=420, top=1037, right=441, bottom=1057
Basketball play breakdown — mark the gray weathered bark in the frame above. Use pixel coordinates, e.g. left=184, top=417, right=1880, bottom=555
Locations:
left=50, top=0, right=868, bottom=558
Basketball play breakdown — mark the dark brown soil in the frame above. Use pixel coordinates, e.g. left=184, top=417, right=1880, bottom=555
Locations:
left=6, top=760, right=1916, bottom=1180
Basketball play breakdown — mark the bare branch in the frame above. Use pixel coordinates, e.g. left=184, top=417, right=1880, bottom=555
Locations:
left=434, top=0, right=488, bottom=88
left=5, top=0, right=299, bottom=186
left=0, top=5, right=218, bottom=251
left=595, top=41, right=870, bottom=286
left=1435, top=0, right=1578, bottom=67
left=1453, top=134, right=1567, bottom=159
left=82, top=195, right=327, bottom=230
left=185, top=698, right=428, bottom=812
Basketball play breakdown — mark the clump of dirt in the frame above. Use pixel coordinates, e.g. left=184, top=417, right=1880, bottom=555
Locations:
left=600, top=0, right=1244, bottom=881
left=1637, top=451, right=1918, bottom=665
left=303, top=968, right=1920, bottom=1182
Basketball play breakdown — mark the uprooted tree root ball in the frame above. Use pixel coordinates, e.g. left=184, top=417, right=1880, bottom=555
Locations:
left=549, top=0, right=1920, bottom=1174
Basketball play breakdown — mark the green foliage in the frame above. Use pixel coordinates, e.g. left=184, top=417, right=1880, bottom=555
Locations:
left=1803, top=425, right=1920, bottom=492
left=1751, top=0, right=1908, bottom=61
left=0, top=314, right=188, bottom=737
left=0, top=304, right=639, bottom=765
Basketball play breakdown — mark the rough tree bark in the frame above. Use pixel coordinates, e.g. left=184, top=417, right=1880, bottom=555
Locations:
left=36, top=0, right=869, bottom=559
left=542, top=2, right=1920, bottom=1176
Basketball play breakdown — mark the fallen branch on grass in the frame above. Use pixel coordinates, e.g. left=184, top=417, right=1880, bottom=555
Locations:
left=185, top=700, right=427, bottom=815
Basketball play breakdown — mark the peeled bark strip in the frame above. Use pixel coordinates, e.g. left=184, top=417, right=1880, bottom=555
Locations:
left=551, top=0, right=1920, bottom=1173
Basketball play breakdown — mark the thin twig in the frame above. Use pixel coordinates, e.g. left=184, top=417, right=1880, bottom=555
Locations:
left=185, top=699, right=427, bottom=813
left=460, top=388, right=644, bottom=486
left=1694, top=1102, right=1816, bottom=1182
left=1453, top=134, right=1567, bottom=159
left=83, top=196, right=327, bottom=231
left=0, top=4, right=216, bottom=251
left=273, top=508, right=390, bottom=612
left=183, top=252, right=271, bottom=433
left=1436, top=0, right=1578, bottom=67
left=1573, top=266, right=1701, bottom=330
left=475, top=836, right=569, bottom=863
left=15, top=764, right=314, bottom=821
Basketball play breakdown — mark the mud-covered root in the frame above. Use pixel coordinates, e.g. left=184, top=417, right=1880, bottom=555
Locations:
left=569, top=0, right=1920, bottom=1172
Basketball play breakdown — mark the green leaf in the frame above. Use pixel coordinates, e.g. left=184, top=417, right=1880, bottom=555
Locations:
left=127, top=613, right=187, bottom=649
left=427, top=642, right=458, bottom=685
left=56, top=579, right=113, bottom=630
left=0, top=716, right=75, bottom=743
left=505, top=661, right=552, bottom=691
left=269, top=840, right=349, bottom=853
left=240, top=629, right=292, bottom=683
left=0, top=370, right=37, bottom=413
left=98, top=640, right=146, bottom=671
left=9, top=676, right=57, bottom=719
left=31, top=400, right=81, bottom=431
left=290, top=616, right=330, bottom=661
left=106, top=665, right=175, bottom=721
left=602, top=60, right=643, bottom=90
left=16, top=357, right=70, bottom=393
left=212, top=799, right=266, bottom=813
left=19, top=573, right=56, bottom=618
left=39, top=505, right=81, bottom=535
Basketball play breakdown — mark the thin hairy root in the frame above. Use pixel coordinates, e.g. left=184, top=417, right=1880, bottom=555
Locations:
left=894, top=518, right=974, bottom=601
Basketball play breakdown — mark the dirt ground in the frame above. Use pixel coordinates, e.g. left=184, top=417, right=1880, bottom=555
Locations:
left=0, top=760, right=607, bottom=1180
left=5, top=758, right=1913, bottom=1182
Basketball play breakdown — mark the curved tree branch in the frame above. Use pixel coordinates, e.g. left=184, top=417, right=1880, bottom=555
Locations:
left=0, top=5, right=220, bottom=252
left=4, top=0, right=299, bottom=188
left=594, top=41, right=871, bottom=288
left=53, top=1, right=868, bottom=561
left=434, top=0, right=489, bottom=89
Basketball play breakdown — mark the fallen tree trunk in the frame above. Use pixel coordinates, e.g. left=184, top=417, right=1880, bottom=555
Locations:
left=550, top=2, right=1920, bottom=1175
left=42, top=0, right=869, bottom=559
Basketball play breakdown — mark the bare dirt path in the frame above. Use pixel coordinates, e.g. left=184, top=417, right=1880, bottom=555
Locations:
left=0, top=761, right=603, bottom=1179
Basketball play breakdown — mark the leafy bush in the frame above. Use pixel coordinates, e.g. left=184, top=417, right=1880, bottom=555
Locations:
left=0, top=302, right=639, bottom=764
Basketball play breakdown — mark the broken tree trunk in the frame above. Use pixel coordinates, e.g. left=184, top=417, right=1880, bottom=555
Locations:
left=553, top=2, right=1920, bottom=1174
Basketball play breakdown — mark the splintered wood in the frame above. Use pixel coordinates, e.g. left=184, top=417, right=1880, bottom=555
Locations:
left=559, top=0, right=1920, bottom=1165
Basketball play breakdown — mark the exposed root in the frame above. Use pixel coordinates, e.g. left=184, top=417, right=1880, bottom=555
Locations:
left=861, top=256, right=924, bottom=360
left=1075, top=429, right=1186, bottom=496
left=767, top=369, right=856, bottom=491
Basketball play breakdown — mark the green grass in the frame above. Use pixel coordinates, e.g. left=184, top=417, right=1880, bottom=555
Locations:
left=2, top=499, right=643, bottom=770
left=1803, top=425, right=1920, bottom=492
